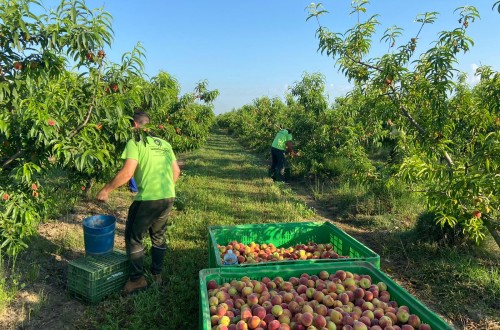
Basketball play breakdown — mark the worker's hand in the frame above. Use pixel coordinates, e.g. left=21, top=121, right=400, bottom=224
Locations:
left=96, top=188, right=109, bottom=202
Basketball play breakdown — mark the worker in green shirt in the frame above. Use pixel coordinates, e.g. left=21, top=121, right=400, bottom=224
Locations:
left=270, top=128, right=297, bottom=182
left=97, top=111, right=181, bottom=295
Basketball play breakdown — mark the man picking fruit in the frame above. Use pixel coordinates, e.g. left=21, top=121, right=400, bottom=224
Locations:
left=97, top=111, right=181, bottom=295
left=269, top=128, right=298, bottom=182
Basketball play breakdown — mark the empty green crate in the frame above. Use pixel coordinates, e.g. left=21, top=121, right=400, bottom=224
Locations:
left=208, top=221, right=380, bottom=268
left=67, top=250, right=129, bottom=304
left=199, top=261, right=454, bottom=330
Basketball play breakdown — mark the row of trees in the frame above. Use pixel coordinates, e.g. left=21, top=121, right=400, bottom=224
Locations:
left=218, top=2, right=499, bottom=249
left=0, top=0, right=218, bottom=256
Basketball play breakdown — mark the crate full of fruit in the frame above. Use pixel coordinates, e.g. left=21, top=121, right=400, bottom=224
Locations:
left=199, top=261, right=453, bottom=330
left=208, top=221, right=380, bottom=269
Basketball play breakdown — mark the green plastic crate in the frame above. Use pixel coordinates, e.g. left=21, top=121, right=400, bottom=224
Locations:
left=208, top=221, right=380, bottom=269
left=67, top=250, right=129, bottom=304
left=199, top=261, right=454, bottom=330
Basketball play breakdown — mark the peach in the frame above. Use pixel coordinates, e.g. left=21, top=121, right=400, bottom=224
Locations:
left=253, top=282, right=265, bottom=294
left=408, top=315, right=421, bottom=328
left=326, top=320, right=337, bottom=330
left=361, top=310, right=374, bottom=320
left=315, top=303, right=328, bottom=316
left=296, top=284, right=307, bottom=294
left=306, top=287, right=315, bottom=299
left=268, top=320, right=281, bottom=330
left=378, top=315, right=392, bottom=328
left=376, top=282, right=387, bottom=292
left=339, top=293, right=350, bottom=305
left=278, top=314, right=291, bottom=324
left=253, top=306, right=266, bottom=319
left=397, top=309, right=410, bottom=323
left=271, top=295, right=282, bottom=306
left=283, top=292, right=294, bottom=303
left=288, top=301, right=301, bottom=314
left=354, top=288, right=365, bottom=300
left=353, top=320, right=368, bottom=330
left=359, top=278, right=371, bottom=289
left=342, top=315, right=354, bottom=326
left=247, top=294, right=259, bottom=306
left=301, top=304, right=314, bottom=314
left=401, top=326, right=415, bottom=330
left=301, top=312, right=313, bottom=327
left=330, top=309, right=343, bottom=324
left=219, top=316, right=231, bottom=326
left=313, top=314, right=327, bottom=328
left=216, top=304, right=228, bottom=317
left=208, top=280, right=219, bottom=290
left=322, top=294, right=335, bottom=307
left=335, top=270, right=347, bottom=281
left=313, top=290, right=325, bottom=302
left=385, top=311, right=397, bottom=324
left=272, top=305, right=284, bottom=317
left=358, top=316, right=371, bottom=327
left=248, top=316, right=261, bottom=329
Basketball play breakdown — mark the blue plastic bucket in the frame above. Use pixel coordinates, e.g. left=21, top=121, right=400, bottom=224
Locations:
left=82, top=215, right=116, bottom=256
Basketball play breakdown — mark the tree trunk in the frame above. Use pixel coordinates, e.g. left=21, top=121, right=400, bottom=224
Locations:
left=484, top=217, right=500, bottom=250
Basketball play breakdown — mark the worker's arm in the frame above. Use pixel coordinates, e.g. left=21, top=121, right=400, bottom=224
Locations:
left=97, top=159, right=138, bottom=201
left=172, top=160, right=181, bottom=183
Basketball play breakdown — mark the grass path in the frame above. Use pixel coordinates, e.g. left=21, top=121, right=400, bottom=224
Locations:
left=2, top=129, right=499, bottom=329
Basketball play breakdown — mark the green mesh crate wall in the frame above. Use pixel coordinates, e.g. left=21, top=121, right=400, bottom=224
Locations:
left=67, top=250, right=129, bottom=304
left=208, top=221, right=380, bottom=269
left=199, top=261, right=454, bottom=330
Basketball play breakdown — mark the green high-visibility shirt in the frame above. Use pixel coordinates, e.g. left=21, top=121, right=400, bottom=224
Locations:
left=271, top=129, right=293, bottom=150
left=121, top=136, right=176, bottom=201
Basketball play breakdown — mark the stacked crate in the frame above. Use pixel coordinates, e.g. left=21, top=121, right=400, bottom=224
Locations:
left=67, top=250, right=129, bottom=304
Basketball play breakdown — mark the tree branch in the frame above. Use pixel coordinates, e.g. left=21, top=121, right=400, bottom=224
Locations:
left=1, top=150, right=25, bottom=169
left=68, top=63, right=103, bottom=139
left=345, top=53, right=382, bottom=72
left=68, top=104, right=94, bottom=138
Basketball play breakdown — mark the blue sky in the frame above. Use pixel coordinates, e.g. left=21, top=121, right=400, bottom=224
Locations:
left=46, top=1, right=500, bottom=114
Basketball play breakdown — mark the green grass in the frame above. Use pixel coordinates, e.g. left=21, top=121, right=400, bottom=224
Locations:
left=4, top=129, right=499, bottom=329
left=0, top=258, right=17, bottom=314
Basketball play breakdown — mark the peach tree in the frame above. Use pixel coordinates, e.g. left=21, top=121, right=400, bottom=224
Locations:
left=0, top=0, right=219, bottom=256
left=0, top=0, right=139, bottom=255
left=307, top=1, right=499, bottom=247
left=128, top=73, right=219, bottom=152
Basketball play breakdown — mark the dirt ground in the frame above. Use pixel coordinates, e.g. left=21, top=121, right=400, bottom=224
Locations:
left=0, top=194, right=131, bottom=330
